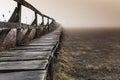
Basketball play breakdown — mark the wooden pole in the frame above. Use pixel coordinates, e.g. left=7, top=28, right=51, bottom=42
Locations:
left=35, top=12, right=37, bottom=26
left=42, top=16, right=44, bottom=25
left=47, top=18, right=50, bottom=32
left=47, top=18, right=49, bottom=25
left=35, top=12, right=39, bottom=38
left=16, top=2, right=22, bottom=46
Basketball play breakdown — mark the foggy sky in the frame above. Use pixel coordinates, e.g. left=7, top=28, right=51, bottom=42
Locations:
left=0, top=0, right=120, bottom=28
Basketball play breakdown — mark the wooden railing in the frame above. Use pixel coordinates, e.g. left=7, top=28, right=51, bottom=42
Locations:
left=0, top=0, right=58, bottom=50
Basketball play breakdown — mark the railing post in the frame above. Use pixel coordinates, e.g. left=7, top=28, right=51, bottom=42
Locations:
left=21, top=12, right=37, bottom=43
left=41, top=16, right=46, bottom=34
left=18, top=3, right=22, bottom=22
left=47, top=18, right=50, bottom=32
left=16, top=2, right=22, bottom=46
left=47, top=18, right=49, bottom=24
left=42, top=16, right=44, bottom=25
left=51, top=19, right=55, bottom=31
left=35, top=12, right=39, bottom=38
left=35, top=12, right=37, bottom=26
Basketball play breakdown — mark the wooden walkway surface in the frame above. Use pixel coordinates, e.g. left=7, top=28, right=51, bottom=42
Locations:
left=0, top=27, right=62, bottom=80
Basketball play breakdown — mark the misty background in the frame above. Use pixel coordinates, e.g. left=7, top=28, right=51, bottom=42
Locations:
left=0, top=0, right=120, bottom=28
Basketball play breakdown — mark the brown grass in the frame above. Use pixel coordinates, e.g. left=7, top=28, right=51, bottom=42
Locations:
left=55, top=29, right=120, bottom=80
left=55, top=48, right=75, bottom=80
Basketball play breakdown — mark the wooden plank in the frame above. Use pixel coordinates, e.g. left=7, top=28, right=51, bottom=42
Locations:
left=0, top=22, right=36, bottom=29
left=9, top=49, right=51, bottom=52
left=40, top=37, right=59, bottom=40
left=49, top=31, right=61, bottom=34
left=41, top=36, right=59, bottom=39
left=49, top=34, right=61, bottom=36
left=47, top=34, right=61, bottom=37
left=39, top=38, right=59, bottom=40
left=11, top=46, right=54, bottom=51
left=0, top=60, right=48, bottom=71
left=38, top=32, right=60, bottom=36
left=0, top=51, right=51, bottom=57
left=0, top=55, right=49, bottom=62
left=40, top=34, right=60, bottom=38
left=31, top=39, right=58, bottom=43
left=23, top=42, right=57, bottom=46
left=39, top=39, right=58, bottom=42
left=0, top=22, right=20, bottom=29
left=41, top=35, right=59, bottom=37
left=0, top=70, right=46, bottom=80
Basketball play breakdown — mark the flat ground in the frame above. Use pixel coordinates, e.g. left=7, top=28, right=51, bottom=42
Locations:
left=55, top=28, right=120, bottom=80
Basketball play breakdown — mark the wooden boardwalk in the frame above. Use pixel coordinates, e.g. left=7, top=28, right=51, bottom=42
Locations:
left=0, top=27, right=62, bottom=80
left=0, top=0, right=62, bottom=80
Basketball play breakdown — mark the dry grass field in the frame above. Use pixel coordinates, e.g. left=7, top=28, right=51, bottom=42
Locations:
left=55, top=28, right=120, bottom=80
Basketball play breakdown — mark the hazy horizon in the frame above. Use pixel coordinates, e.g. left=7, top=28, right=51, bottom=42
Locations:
left=0, top=0, right=120, bottom=28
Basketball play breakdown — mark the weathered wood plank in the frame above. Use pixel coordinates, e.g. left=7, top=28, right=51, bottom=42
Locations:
left=31, top=39, right=58, bottom=43
left=47, top=32, right=61, bottom=35
left=41, top=32, right=61, bottom=37
left=9, top=49, right=51, bottom=52
left=0, top=51, right=51, bottom=57
left=11, top=46, right=54, bottom=51
left=0, top=60, right=48, bottom=71
left=22, top=42, right=57, bottom=46
left=41, top=37, right=59, bottom=40
left=0, top=22, right=36, bottom=29
left=41, top=35, right=59, bottom=38
left=0, top=70, right=47, bottom=80
left=0, top=55, right=49, bottom=62
left=40, top=37, right=59, bottom=40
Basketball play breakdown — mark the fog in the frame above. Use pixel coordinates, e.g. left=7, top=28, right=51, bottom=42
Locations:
left=0, top=0, right=120, bottom=28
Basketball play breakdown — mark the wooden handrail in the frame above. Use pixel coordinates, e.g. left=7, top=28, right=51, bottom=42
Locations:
left=0, top=0, right=58, bottom=46
left=14, top=0, right=42, bottom=16
left=14, top=0, right=54, bottom=20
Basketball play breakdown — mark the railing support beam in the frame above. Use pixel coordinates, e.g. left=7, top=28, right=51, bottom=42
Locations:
left=42, top=16, right=44, bottom=25
left=16, top=2, right=22, bottom=46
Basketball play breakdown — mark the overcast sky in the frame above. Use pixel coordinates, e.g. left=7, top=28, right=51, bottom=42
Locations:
left=0, top=0, right=120, bottom=28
